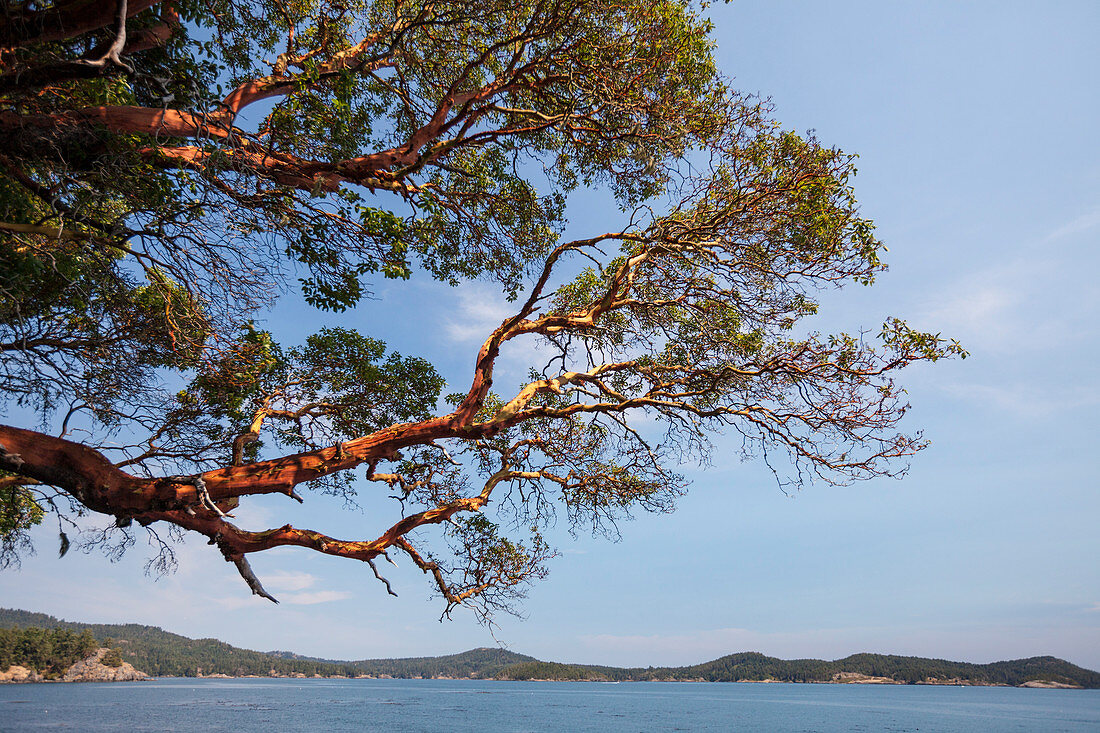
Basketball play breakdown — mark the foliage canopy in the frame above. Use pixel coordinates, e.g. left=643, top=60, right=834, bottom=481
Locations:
left=0, top=0, right=961, bottom=616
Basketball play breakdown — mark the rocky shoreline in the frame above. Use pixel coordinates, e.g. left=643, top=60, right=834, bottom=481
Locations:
left=0, top=648, right=149, bottom=683
left=3, top=666, right=1083, bottom=688
left=497, top=676, right=1082, bottom=688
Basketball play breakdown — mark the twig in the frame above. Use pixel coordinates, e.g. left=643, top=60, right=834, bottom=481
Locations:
left=368, top=558, right=398, bottom=597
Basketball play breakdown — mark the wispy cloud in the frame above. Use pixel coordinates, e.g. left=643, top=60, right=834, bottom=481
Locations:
left=262, top=571, right=319, bottom=593
left=445, top=286, right=514, bottom=343
left=917, top=250, right=1096, bottom=355
left=442, top=284, right=551, bottom=389
left=1043, top=208, right=1100, bottom=243
left=211, top=570, right=351, bottom=606
left=915, top=203, right=1100, bottom=357
left=939, top=381, right=1100, bottom=419
left=212, top=594, right=272, bottom=611
left=920, top=282, right=1017, bottom=347
left=282, top=590, right=353, bottom=605
left=223, top=500, right=275, bottom=531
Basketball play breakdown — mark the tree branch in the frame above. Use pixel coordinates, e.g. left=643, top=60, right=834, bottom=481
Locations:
left=0, top=0, right=160, bottom=48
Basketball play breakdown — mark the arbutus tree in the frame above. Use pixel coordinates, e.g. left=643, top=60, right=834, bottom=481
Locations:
left=0, top=0, right=962, bottom=618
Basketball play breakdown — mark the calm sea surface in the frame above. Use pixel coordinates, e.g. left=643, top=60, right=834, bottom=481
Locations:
left=1, top=678, right=1098, bottom=732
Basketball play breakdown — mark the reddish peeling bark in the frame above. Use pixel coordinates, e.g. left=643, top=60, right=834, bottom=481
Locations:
left=193, top=416, right=459, bottom=501
left=0, top=96, right=471, bottom=194
left=143, top=491, right=488, bottom=561
left=0, top=424, right=149, bottom=514
left=0, top=107, right=237, bottom=141
left=0, top=415, right=498, bottom=588
left=219, top=34, right=391, bottom=116
left=0, top=0, right=529, bottom=199
left=0, top=412, right=486, bottom=520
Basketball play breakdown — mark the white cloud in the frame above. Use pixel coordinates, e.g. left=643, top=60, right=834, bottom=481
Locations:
left=917, top=204, right=1100, bottom=357
left=917, top=253, right=1097, bottom=355
left=1043, top=208, right=1100, bottom=243
left=939, top=381, right=1100, bottom=419
left=440, top=284, right=553, bottom=392
left=224, top=500, right=276, bottom=530
left=262, top=571, right=318, bottom=592
left=282, top=590, right=353, bottom=605
left=920, top=282, right=1017, bottom=349
left=211, top=594, right=272, bottom=611
left=445, top=286, right=514, bottom=343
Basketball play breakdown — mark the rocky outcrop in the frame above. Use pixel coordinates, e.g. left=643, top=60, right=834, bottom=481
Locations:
left=0, top=665, right=42, bottom=683
left=61, top=648, right=149, bottom=682
left=1019, top=679, right=1081, bottom=689
left=831, top=671, right=901, bottom=684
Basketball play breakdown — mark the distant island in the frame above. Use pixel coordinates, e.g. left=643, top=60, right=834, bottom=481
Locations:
left=2, top=608, right=1097, bottom=688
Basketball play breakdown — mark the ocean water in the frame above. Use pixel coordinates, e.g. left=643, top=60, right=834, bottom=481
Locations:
left=2, top=678, right=1098, bottom=732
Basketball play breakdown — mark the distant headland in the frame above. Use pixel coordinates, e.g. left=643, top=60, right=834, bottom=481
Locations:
left=2, top=608, right=1097, bottom=688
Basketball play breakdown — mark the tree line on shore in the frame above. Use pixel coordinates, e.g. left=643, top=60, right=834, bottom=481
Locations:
left=2, top=609, right=1097, bottom=687
left=0, top=626, right=100, bottom=679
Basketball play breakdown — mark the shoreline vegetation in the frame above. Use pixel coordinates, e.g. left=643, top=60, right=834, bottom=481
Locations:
left=2, top=609, right=1097, bottom=688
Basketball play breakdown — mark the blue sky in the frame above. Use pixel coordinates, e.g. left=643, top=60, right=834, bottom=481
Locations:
left=3, top=1, right=1098, bottom=670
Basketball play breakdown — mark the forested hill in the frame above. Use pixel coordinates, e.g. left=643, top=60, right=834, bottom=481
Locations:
left=0, top=608, right=360, bottom=677
left=2, top=609, right=1097, bottom=687
left=0, top=609, right=534, bottom=678
left=617, top=652, right=1100, bottom=688
left=349, top=648, right=539, bottom=679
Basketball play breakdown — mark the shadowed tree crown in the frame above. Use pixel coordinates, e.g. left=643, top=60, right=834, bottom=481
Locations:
left=0, top=0, right=962, bottom=617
